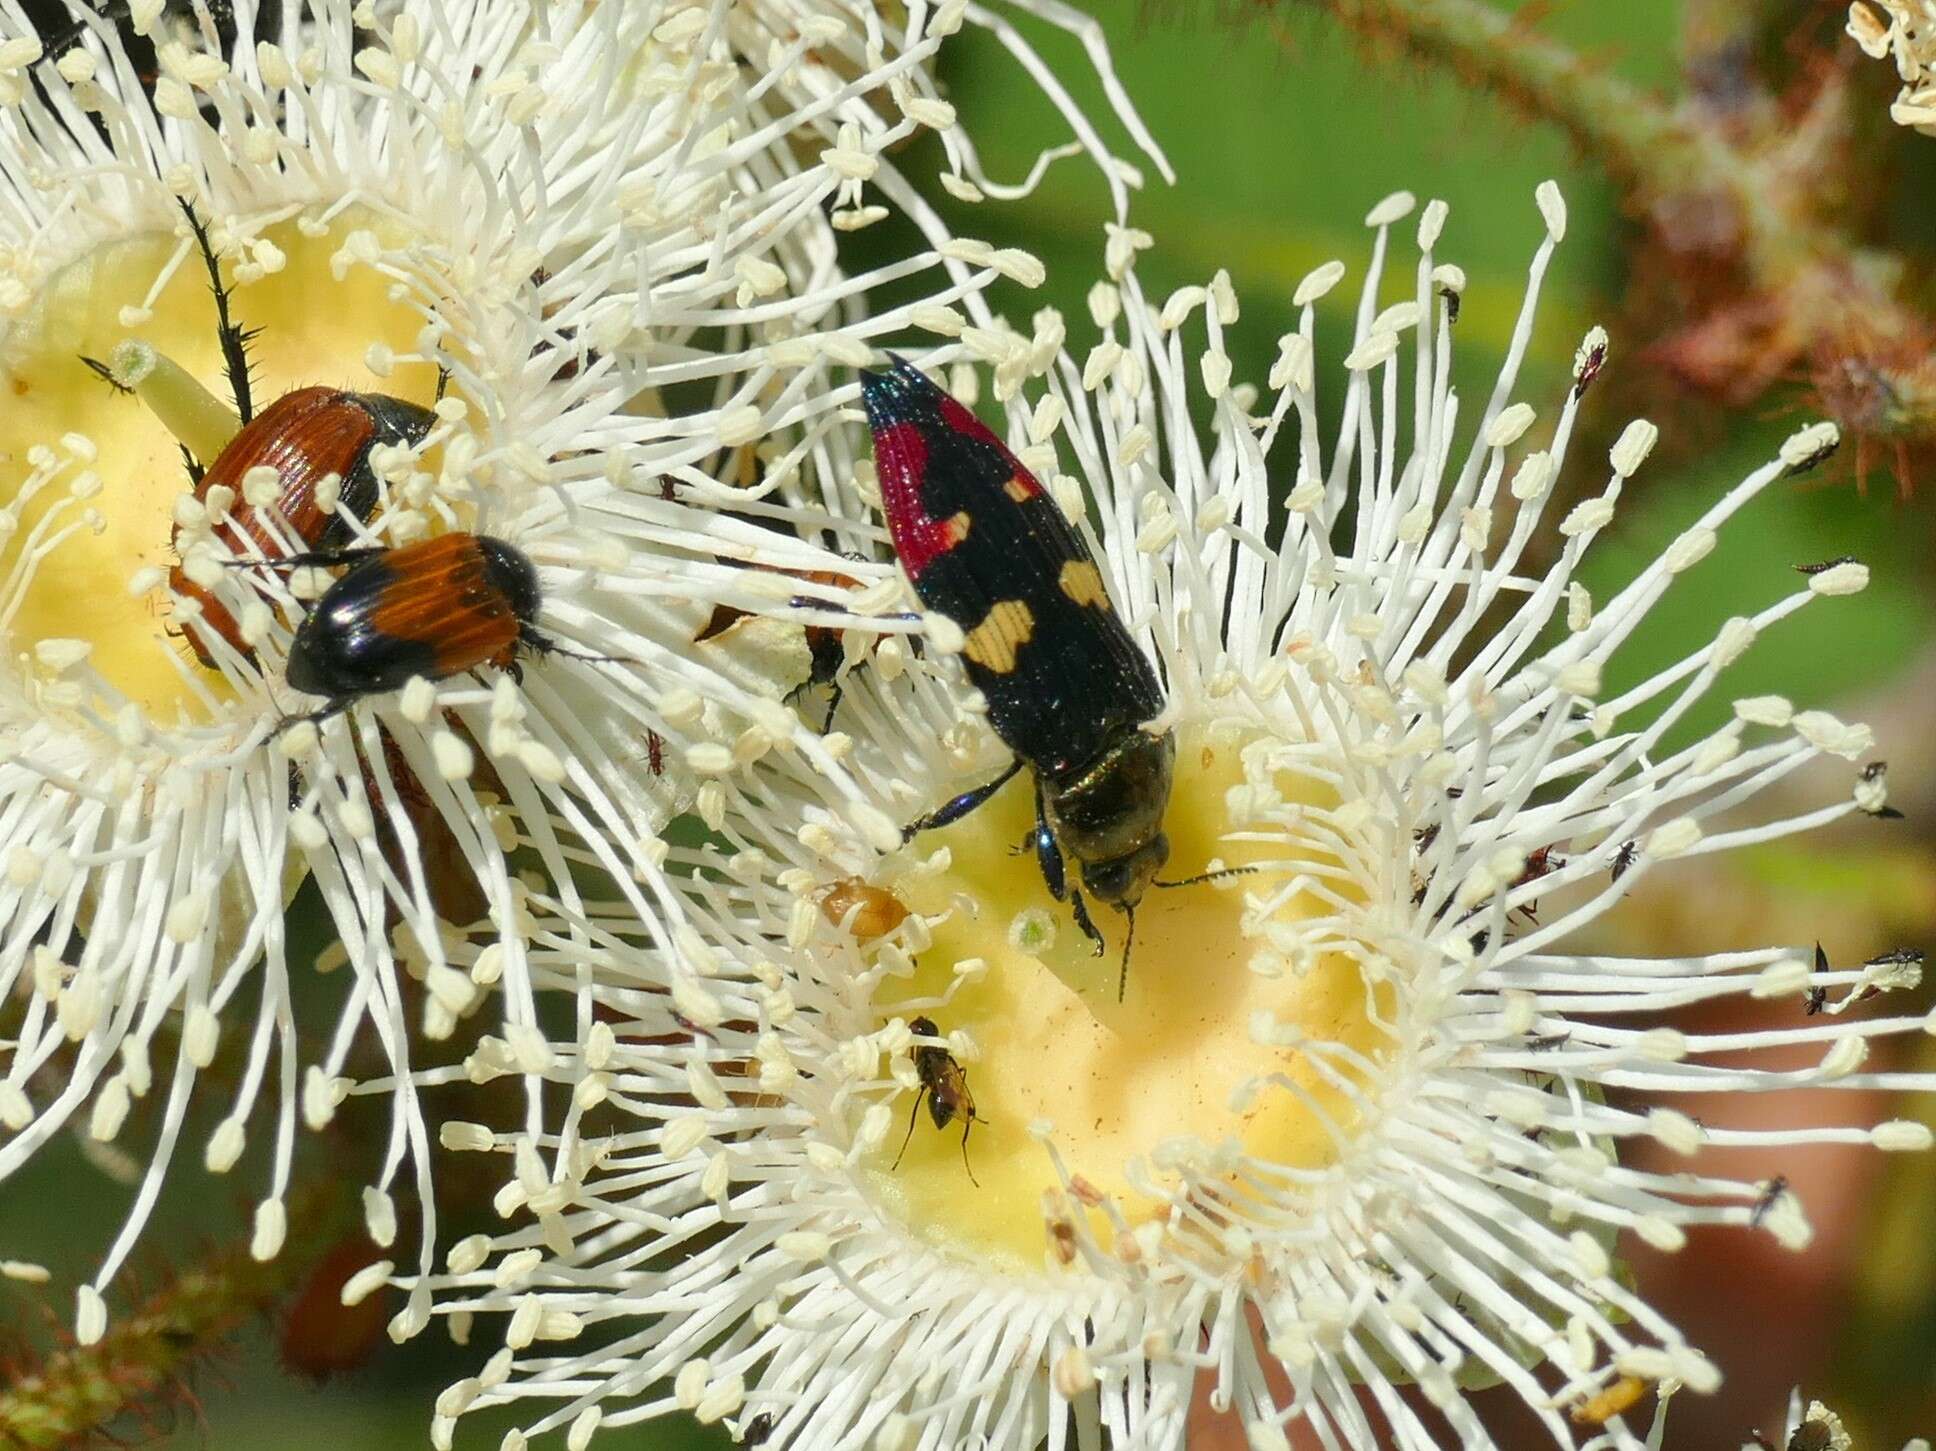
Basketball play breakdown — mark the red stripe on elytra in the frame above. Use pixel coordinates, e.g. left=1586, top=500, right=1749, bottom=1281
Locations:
left=874, top=421, right=966, bottom=576
left=935, top=395, right=1042, bottom=500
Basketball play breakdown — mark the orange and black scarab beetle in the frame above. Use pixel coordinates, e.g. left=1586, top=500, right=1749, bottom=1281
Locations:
left=277, top=531, right=547, bottom=721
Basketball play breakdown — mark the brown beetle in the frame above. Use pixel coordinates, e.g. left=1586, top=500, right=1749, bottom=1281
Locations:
left=173, top=385, right=435, bottom=666
left=96, top=203, right=439, bottom=669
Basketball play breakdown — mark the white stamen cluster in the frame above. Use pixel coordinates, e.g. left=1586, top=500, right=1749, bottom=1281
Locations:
left=1848, top=0, right=1936, bottom=133
left=418, top=186, right=1933, bottom=1451
left=0, top=0, right=1161, bottom=1345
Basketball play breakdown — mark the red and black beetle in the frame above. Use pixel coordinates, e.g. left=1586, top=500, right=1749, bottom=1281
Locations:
left=861, top=356, right=1249, bottom=999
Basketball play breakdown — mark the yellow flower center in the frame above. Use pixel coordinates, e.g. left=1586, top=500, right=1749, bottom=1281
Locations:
left=0, top=213, right=441, bottom=725
left=874, top=722, right=1395, bottom=1273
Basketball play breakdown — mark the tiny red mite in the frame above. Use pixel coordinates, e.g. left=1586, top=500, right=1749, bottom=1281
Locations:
left=281, top=532, right=546, bottom=718
left=174, top=386, right=435, bottom=666
left=893, top=1015, right=984, bottom=1186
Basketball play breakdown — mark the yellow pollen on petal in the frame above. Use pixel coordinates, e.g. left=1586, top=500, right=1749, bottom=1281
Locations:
left=0, top=214, right=441, bottom=724
left=872, top=723, right=1394, bottom=1273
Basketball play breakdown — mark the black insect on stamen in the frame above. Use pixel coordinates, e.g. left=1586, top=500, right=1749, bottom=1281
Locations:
left=893, top=1015, right=984, bottom=1185
left=862, top=355, right=1185, bottom=998
left=1609, top=840, right=1639, bottom=882
left=1750, top=1174, right=1788, bottom=1229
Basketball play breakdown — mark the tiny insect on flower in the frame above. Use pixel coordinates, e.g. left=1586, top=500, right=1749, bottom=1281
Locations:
left=1752, top=1173, right=1790, bottom=1228
left=696, top=562, right=871, bottom=732
left=1569, top=1373, right=1648, bottom=1427
left=894, top=1015, right=984, bottom=1185
left=817, top=878, right=911, bottom=940
left=1610, top=838, right=1640, bottom=881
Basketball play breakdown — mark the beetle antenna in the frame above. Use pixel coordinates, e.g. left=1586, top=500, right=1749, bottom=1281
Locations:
left=1153, top=866, right=1260, bottom=889
left=179, top=198, right=255, bottom=424
left=528, top=634, right=642, bottom=669
left=1117, top=903, right=1136, bottom=1002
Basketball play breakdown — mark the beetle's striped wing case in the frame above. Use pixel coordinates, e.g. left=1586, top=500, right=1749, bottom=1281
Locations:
left=858, top=355, right=1164, bottom=780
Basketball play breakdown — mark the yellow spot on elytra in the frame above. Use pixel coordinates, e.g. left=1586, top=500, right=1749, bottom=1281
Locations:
left=1003, top=475, right=1033, bottom=503
left=946, top=510, right=971, bottom=544
left=873, top=723, right=1392, bottom=1273
left=1058, top=559, right=1108, bottom=609
left=0, top=213, right=440, bottom=722
left=961, top=599, right=1034, bottom=674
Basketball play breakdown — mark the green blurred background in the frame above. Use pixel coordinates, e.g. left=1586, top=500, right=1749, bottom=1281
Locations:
left=6, top=0, right=1934, bottom=1445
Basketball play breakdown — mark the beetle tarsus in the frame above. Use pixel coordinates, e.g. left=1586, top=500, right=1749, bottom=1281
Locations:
left=901, top=757, right=1024, bottom=841
left=1070, top=889, right=1104, bottom=956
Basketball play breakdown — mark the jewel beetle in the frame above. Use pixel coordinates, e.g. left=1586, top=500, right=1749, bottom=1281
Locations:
left=861, top=355, right=1239, bottom=998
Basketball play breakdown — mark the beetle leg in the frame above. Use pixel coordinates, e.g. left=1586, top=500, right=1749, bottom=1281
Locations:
left=179, top=199, right=255, bottom=425
left=523, top=628, right=634, bottom=668
left=276, top=699, right=350, bottom=734
left=1070, top=889, right=1105, bottom=956
left=1030, top=777, right=1068, bottom=901
left=958, top=1114, right=979, bottom=1188
left=79, top=355, right=133, bottom=396
left=225, top=545, right=387, bottom=572
left=818, top=681, right=844, bottom=735
left=891, top=1088, right=926, bottom=1171
left=902, top=758, right=1025, bottom=841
